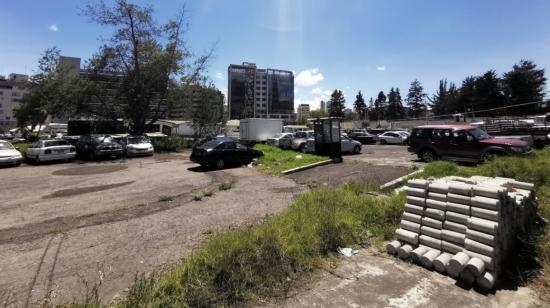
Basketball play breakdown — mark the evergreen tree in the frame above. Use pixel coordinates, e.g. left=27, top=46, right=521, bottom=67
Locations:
left=430, top=79, right=460, bottom=116
left=353, top=91, right=367, bottom=119
left=503, top=60, right=547, bottom=115
left=328, top=89, right=346, bottom=117
left=367, top=97, right=374, bottom=121
left=386, top=88, right=405, bottom=120
left=374, top=91, right=387, bottom=122
left=457, top=76, right=477, bottom=117
left=406, top=79, right=427, bottom=118
left=395, top=88, right=405, bottom=119
left=474, top=70, right=505, bottom=116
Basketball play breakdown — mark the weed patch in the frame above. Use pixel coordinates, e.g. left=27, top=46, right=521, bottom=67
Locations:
left=253, top=144, right=328, bottom=175
left=218, top=181, right=233, bottom=191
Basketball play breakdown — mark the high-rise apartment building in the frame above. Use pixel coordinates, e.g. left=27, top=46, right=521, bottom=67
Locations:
left=297, top=103, right=310, bottom=117
left=228, top=62, right=295, bottom=123
left=0, top=73, right=29, bottom=128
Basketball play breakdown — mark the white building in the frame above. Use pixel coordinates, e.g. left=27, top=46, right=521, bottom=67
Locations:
left=0, top=73, right=29, bottom=128
left=297, top=103, right=310, bottom=117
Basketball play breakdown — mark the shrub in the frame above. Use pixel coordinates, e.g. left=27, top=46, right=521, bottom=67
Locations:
left=151, top=136, right=190, bottom=153
left=218, top=181, right=233, bottom=191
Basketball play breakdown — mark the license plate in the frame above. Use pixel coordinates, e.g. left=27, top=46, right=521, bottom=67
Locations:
left=54, top=149, right=66, bottom=154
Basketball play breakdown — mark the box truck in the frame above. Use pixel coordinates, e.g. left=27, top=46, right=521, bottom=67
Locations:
left=239, top=118, right=283, bottom=143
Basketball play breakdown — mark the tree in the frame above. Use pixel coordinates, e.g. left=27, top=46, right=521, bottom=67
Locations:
left=190, top=85, right=224, bottom=137
left=374, top=91, right=386, bottom=122
left=81, top=0, right=213, bottom=134
left=473, top=70, right=506, bottom=116
left=328, top=89, right=345, bottom=117
left=503, top=60, right=547, bottom=115
left=430, top=79, right=459, bottom=116
left=367, top=97, right=374, bottom=121
left=386, top=88, right=405, bottom=120
left=353, top=91, right=367, bottom=119
left=406, top=79, right=427, bottom=118
left=309, top=108, right=328, bottom=119
left=457, top=76, right=477, bottom=117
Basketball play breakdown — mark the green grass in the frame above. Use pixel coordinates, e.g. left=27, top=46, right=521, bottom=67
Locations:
left=14, top=142, right=31, bottom=157
left=253, top=144, right=329, bottom=175
left=115, top=183, right=405, bottom=307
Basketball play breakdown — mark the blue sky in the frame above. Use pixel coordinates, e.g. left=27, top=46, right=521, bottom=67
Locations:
left=1, top=0, right=550, bottom=110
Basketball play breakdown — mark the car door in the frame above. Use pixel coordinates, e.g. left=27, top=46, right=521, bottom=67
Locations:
left=430, top=129, right=453, bottom=157
left=449, top=130, right=479, bottom=160
left=235, top=143, right=252, bottom=163
left=340, top=136, right=352, bottom=152
left=222, top=141, right=238, bottom=163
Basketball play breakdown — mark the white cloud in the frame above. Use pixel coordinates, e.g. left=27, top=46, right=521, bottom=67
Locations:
left=49, top=24, right=58, bottom=32
left=377, top=66, right=386, bottom=71
left=311, top=87, right=331, bottom=96
left=295, top=68, right=324, bottom=87
left=215, top=72, right=224, bottom=80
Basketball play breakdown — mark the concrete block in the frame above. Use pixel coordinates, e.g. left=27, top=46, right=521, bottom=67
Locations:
left=420, top=249, right=441, bottom=269
left=411, top=246, right=429, bottom=263
left=470, top=196, right=500, bottom=211
left=510, top=180, right=534, bottom=191
left=397, top=244, right=414, bottom=260
left=396, top=228, right=419, bottom=245
left=406, top=196, right=425, bottom=207
left=471, top=207, right=499, bottom=222
left=386, top=240, right=402, bottom=255
left=421, top=226, right=442, bottom=239
left=465, top=238, right=495, bottom=256
left=422, top=216, right=443, bottom=229
left=404, top=186, right=427, bottom=198
left=433, top=252, right=453, bottom=273
left=442, top=241, right=463, bottom=254
left=465, top=229, right=495, bottom=246
left=402, top=212, right=422, bottom=224
left=447, top=193, right=471, bottom=205
left=445, top=211, right=469, bottom=224
left=441, top=229, right=466, bottom=244
left=404, top=203, right=424, bottom=215
left=424, top=208, right=445, bottom=220
left=446, top=202, right=470, bottom=215
left=419, top=235, right=441, bottom=250
left=426, top=198, right=446, bottom=210
left=467, top=217, right=498, bottom=235
left=443, top=220, right=467, bottom=233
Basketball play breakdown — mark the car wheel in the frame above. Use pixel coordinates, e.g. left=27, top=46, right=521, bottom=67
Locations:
left=482, top=151, right=500, bottom=163
left=299, top=143, right=306, bottom=153
left=380, top=139, right=387, bottom=145
left=215, top=158, right=225, bottom=169
left=353, top=145, right=361, bottom=154
left=200, top=163, right=208, bottom=168
left=420, top=149, right=436, bottom=162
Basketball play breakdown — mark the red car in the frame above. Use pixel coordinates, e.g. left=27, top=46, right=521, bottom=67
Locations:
left=408, top=125, right=532, bottom=163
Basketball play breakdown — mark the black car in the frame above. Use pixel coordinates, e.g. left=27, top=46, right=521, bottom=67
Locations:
left=190, top=138, right=263, bottom=169
left=76, top=134, right=124, bottom=160
left=348, top=132, right=377, bottom=144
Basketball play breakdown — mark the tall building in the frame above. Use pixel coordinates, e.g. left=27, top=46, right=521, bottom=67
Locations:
left=228, top=62, right=295, bottom=123
left=297, top=103, right=310, bottom=117
left=0, top=73, right=29, bottom=128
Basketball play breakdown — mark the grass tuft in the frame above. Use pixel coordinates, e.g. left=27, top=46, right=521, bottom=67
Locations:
left=253, top=144, right=329, bottom=175
left=218, top=181, right=233, bottom=191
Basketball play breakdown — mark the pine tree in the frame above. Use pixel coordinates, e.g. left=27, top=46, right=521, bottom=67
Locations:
left=374, top=91, right=386, bottom=122
left=328, top=89, right=346, bottom=117
left=474, top=70, right=505, bottom=116
left=406, top=79, right=427, bottom=118
left=386, top=88, right=405, bottom=120
left=367, top=97, right=374, bottom=121
left=353, top=91, right=367, bottom=119
left=395, top=88, right=405, bottom=119
left=430, top=79, right=459, bottom=116
left=503, top=60, right=547, bottom=115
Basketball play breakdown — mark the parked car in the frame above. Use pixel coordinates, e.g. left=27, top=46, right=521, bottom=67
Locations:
left=377, top=131, right=408, bottom=145
left=26, top=139, right=76, bottom=163
left=291, top=130, right=314, bottom=152
left=348, top=131, right=377, bottom=144
left=267, top=132, right=294, bottom=149
left=408, top=125, right=532, bottom=163
left=76, top=134, right=124, bottom=160
left=119, top=135, right=154, bottom=157
left=304, top=136, right=362, bottom=154
left=0, top=140, right=23, bottom=166
left=190, top=138, right=263, bottom=169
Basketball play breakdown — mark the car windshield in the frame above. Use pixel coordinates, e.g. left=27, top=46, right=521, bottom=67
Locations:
left=468, top=128, right=492, bottom=140
left=44, top=140, right=69, bottom=147
left=93, top=136, right=114, bottom=143
left=198, top=139, right=224, bottom=149
left=128, top=137, right=149, bottom=144
left=273, top=133, right=285, bottom=138
left=0, top=141, right=15, bottom=150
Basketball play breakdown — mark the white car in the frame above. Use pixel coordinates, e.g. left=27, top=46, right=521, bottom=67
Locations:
left=267, top=133, right=294, bottom=149
left=305, top=136, right=362, bottom=154
left=377, top=131, right=408, bottom=145
left=26, top=139, right=76, bottom=163
left=121, top=136, right=154, bottom=157
left=0, top=140, right=23, bottom=166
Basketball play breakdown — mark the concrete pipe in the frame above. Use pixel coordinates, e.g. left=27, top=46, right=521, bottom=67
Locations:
left=447, top=252, right=470, bottom=277
left=447, top=193, right=471, bottom=205
left=426, top=198, right=446, bottom=210
left=406, top=196, right=426, bottom=207
left=510, top=180, right=534, bottom=191
left=424, top=208, right=445, bottom=221
left=477, top=271, right=496, bottom=290
left=403, top=212, right=422, bottom=224
left=465, top=238, right=495, bottom=257
left=404, top=203, right=424, bottom=215
left=470, top=196, right=501, bottom=211
left=428, top=182, right=449, bottom=194
left=397, top=244, right=414, bottom=260
left=419, top=235, right=441, bottom=250
left=433, top=252, right=453, bottom=273
left=471, top=207, right=499, bottom=222
left=446, top=202, right=470, bottom=215
left=404, top=186, right=427, bottom=198
left=401, top=220, right=421, bottom=233
left=422, top=216, right=443, bottom=229
left=443, top=220, right=467, bottom=233
left=407, top=179, right=430, bottom=189
left=428, top=192, right=447, bottom=202
left=448, top=182, right=473, bottom=196
left=396, top=228, right=419, bottom=245
left=465, top=257, right=486, bottom=277
left=420, top=249, right=441, bottom=269
left=460, top=269, right=476, bottom=285
left=445, top=211, right=469, bottom=224
left=473, top=186, right=503, bottom=199
left=464, top=250, right=494, bottom=271
left=411, top=246, right=429, bottom=263
left=441, top=229, right=466, bottom=245
left=386, top=240, right=402, bottom=255
left=442, top=241, right=463, bottom=254
left=465, top=229, right=495, bottom=246
left=421, top=226, right=442, bottom=239
left=467, top=217, right=498, bottom=235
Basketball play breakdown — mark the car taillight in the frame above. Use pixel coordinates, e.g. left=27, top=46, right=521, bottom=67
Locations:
left=45, top=149, right=51, bottom=154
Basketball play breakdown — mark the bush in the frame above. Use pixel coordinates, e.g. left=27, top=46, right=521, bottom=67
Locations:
left=253, top=144, right=329, bottom=175
left=151, top=136, right=190, bottom=153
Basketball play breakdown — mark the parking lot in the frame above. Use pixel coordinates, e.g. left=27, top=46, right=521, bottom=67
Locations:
left=0, top=145, right=418, bottom=305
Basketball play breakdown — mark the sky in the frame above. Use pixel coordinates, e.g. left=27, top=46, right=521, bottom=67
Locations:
left=2, top=0, right=550, bottom=111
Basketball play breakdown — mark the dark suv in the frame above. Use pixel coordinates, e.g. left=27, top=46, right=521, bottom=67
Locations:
left=408, top=125, right=531, bottom=163
left=76, top=134, right=124, bottom=160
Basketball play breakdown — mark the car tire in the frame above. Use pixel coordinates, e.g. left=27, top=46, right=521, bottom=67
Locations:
left=200, top=163, right=208, bottom=168
left=380, top=139, right=387, bottom=145
left=353, top=145, right=361, bottom=154
left=482, top=151, right=501, bottom=163
left=419, top=149, right=437, bottom=162
left=299, top=144, right=306, bottom=153
left=215, top=159, right=225, bottom=169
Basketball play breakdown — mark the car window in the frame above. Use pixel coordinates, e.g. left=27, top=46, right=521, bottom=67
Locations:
left=236, top=143, right=248, bottom=150
left=217, top=142, right=236, bottom=150
left=284, top=134, right=292, bottom=139
left=45, top=140, right=69, bottom=147
left=452, top=130, right=469, bottom=142
left=431, top=129, right=451, bottom=140
left=0, top=141, right=15, bottom=150
left=31, top=141, right=42, bottom=148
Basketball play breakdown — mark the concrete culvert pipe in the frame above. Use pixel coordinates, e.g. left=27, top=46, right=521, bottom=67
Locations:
left=401, top=220, right=421, bottom=233
left=470, top=196, right=501, bottom=211
left=445, top=211, right=469, bottom=224
left=386, top=240, right=402, bottom=255
left=397, top=244, right=414, bottom=260
left=420, top=249, right=441, bottom=269
left=428, top=182, right=449, bottom=194
left=404, top=203, right=424, bottom=215
left=467, top=217, right=498, bottom=235
left=403, top=212, right=422, bottom=224
left=422, top=216, right=443, bottom=229
left=465, top=257, right=486, bottom=277
left=465, top=229, right=495, bottom=246
left=477, top=271, right=496, bottom=290
left=428, top=192, right=447, bottom=202
left=471, top=207, right=499, bottom=222
left=465, top=238, right=495, bottom=257
left=447, top=252, right=470, bottom=277
left=421, top=226, right=442, bottom=239
left=426, top=198, right=446, bottom=210
left=411, top=246, right=429, bottom=263
left=442, top=241, right=463, bottom=254
left=406, top=196, right=426, bottom=207
left=404, top=186, right=426, bottom=197
left=441, top=229, right=466, bottom=244
left=447, top=193, right=471, bottom=205
left=443, top=220, right=467, bottom=233
left=424, top=208, right=445, bottom=220
left=396, top=228, right=419, bottom=245
left=460, top=269, right=476, bottom=286
left=446, top=202, right=470, bottom=215
left=419, top=235, right=442, bottom=250
left=407, top=179, right=429, bottom=189
left=433, top=253, right=453, bottom=273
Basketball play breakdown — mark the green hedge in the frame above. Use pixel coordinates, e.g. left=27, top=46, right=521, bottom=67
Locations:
left=151, top=136, right=191, bottom=153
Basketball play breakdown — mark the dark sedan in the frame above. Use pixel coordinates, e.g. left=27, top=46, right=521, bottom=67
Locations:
left=76, top=134, right=124, bottom=160
left=348, top=132, right=377, bottom=144
left=190, top=138, right=263, bottom=169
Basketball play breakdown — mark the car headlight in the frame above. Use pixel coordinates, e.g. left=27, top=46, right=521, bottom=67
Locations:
left=509, top=146, right=524, bottom=153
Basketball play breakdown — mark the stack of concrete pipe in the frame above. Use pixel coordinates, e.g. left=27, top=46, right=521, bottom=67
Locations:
left=387, top=176, right=536, bottom=290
